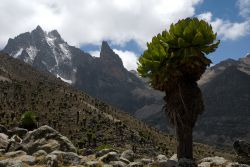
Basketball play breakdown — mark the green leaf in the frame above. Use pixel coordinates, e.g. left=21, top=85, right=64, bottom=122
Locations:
left=178, top=37, right=189, bottom=48
left=192, top=31, right=204, bottom=45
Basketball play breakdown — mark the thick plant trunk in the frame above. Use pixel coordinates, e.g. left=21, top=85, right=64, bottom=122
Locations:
left=176, top=124, right=193, bottom=159
left=164, top=80, right=204, bottom=160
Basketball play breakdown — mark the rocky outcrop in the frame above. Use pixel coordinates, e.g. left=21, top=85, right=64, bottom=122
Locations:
left=21, top=125, right=77, bottom=154
left=0, top=125, right=249, bottom=167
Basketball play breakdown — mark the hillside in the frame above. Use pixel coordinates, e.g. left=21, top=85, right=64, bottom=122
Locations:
left=0, top=52, right=232, bottom=160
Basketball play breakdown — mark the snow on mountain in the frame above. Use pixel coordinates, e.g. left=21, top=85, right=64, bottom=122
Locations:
left=3, top=26, right=79, bottom=84
left=56, top=74, right=73, bottom=84
left=25, top=46, right=38, bottom=63
left=13, top=48, right=23, bottom=58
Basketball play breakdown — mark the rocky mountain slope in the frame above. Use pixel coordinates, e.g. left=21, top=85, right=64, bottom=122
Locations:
left=0, top=52, right=230, bottom=161
left=2, top=26, right=162, bottom=115
left=1, top=125, right=248, bottom=167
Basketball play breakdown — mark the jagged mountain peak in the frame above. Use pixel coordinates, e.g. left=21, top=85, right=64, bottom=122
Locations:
left=31, top=25, right=45, bottom=37
left=48, top=29, right=62, bottom=40
left=100, top=41, right=124, bottom=67
left=35, top=25, right=43, bottom=31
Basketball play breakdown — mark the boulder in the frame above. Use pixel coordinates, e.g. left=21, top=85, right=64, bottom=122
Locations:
left=8, top=127, right=28, bottom=138
left=233, top=140, right=250, bottom=156
left=199, top=156, right=229, bottom=166
left=120, top=149, right=134, bottom=162
left=128, top=162, right=143, bottom=167
left=5, top=150, right=27, bottom=158
left=96, top=148, right=118, bottom=157
left=0, top=149, right=5, bottom=155
left=46, top=154, right=58, bottom=167
left=120, top=157, right=130, bottom=164
left=99, top=151, right=119, bottom=163
left=15, top=155, right=36, bottom=165
left=140, top=158, right=153, bottom=165
left=110, top=160, right=127, bottom=167
left=0, top=125, right=8, bottom=134
left=156, top=154, right=168, bottom=161
left=170, top=154, right=177, bottom=161
left=0, top=133, right=9, bottom=149
left=6, top=135, right=23, bottom=152
left=82, top=148, right=94, bottom=156
left=0, top=159, right=23, bottom=167
left=86, top=160, right=103, bottom=167
left=46, top=150, right=81, bottom=165
left=32, top=149, right=47, bottom=157
left=21, top=125, right=76, bottom=154
left=178, top=158, right=197, bottom=167
left=229, top=163, right=250, bottom=167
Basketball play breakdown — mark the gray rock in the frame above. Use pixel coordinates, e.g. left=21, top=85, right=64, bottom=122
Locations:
left=0, top=149, right=5, bottom=155
left=140, top=158, right=153, bottom=165
left=110, top=161, right=127, bottom=167
left=99, top=151, right=119, bottom=163
left=199, top=156, right=228, bottom=166
left=6, top=135, right=23, bottom=152
left=0, top=133, right=8, bottom=149
left=21, top=125, right=76, bottom=154
left=229, top=163, right=250, bottom=167
left=32, top=149, right=48, bottom=157
left=157, top=154, right=168, bottom=161
left=8, top=127, right=28, bottom=138
left=128, top=162, right=143, bottom=167
left=46, top=154, right=58, bottom=167
left=178, top=158, right=197, bottom=167
left=0, top=159, right=23, bottom=167
left=86, top=161, right=103, bottom=167
left=0, top=125, right=8, bottom=134
left=82, top=148, right=94, bottom=156
left=234, top=140, right=250, bottom=156
left=96, top=148, right=118, bottom=157
left=47, top=150, right=81, bottom=165
left=170, top=154, right=177, bottom=161
left=120, top=149, right=134, bottom=162
left=5, top=150, right=27, bottom=157
left=152, top=159, right=178, bottom=167
left=120, top=157, right=131, bottom=164
left=15, top=155, right=36, bottom=165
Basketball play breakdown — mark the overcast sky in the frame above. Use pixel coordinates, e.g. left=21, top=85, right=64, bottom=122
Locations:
left=0, top=0, right=249, bottom=70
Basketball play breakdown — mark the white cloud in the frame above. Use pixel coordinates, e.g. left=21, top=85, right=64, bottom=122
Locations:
left=89, top=49, right=138, bottom=71
left=0, top=0, right=202, bottom=48
left=198, top=12, right=250, bottom=40
left=113, top=49, right=138, bottom=71
left=237, top=0, right=250, bottom=18
left=89, top=50, right=100, bottom=57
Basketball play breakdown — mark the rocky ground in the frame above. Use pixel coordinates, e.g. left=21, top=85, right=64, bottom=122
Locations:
left=0, top=125, right=249, bottom=167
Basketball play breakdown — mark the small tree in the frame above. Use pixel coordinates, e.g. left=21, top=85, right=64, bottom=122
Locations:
left=137, top=18, right=219, bottom=160
left=20, top=111, right=37, bottom=130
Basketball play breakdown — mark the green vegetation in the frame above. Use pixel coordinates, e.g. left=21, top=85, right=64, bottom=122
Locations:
left=95, top=144, right=113, bottom=152
left=137, top=18, right=220, bottom=160
left=20, top=111, right=37, bottom=130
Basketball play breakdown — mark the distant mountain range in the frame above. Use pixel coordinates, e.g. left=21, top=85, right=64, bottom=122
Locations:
left=2, top=26, right=250, bottom=147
